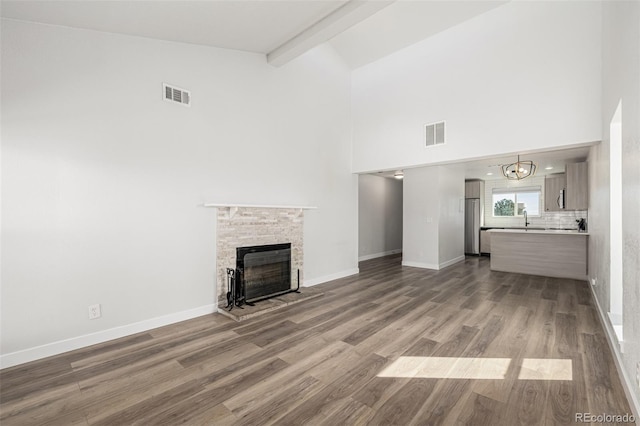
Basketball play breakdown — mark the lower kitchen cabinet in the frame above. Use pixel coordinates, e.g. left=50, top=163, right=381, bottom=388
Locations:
left=489, top=230, right=588, bottom=280
left=480, top=230, right=491, bottom=254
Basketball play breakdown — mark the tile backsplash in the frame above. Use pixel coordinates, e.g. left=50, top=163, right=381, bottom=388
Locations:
left=482, top=176, right=588, bottom=229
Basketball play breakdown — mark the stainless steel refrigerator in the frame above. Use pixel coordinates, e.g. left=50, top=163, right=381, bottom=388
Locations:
left=465, top=198, right=480, bottom=255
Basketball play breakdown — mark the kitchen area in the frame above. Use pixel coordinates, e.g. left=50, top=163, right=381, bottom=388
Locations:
left=465, top=155, right=590, bottom=281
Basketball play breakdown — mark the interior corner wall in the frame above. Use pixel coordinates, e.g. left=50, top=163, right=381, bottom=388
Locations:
left=358, top=174, right=403, bottom=261
left=402, top=167, right=439, bottom=269
left=351, top=1, right=602, bottom=173
left=402, top=165, right=464, bottom=269
left=0, top=19, right=356, bottom=365
left=590, top=0, right=640, bottom=414
left=437, top=166, right=465, bottom=267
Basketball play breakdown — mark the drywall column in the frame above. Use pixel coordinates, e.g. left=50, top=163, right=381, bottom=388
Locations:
left=402, top=166, right=464, bottom=269
left=437, top=165, right=466, bottom=267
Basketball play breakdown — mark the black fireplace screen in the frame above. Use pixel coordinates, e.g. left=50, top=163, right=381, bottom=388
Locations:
left=237, top=243, right=291, bottom=303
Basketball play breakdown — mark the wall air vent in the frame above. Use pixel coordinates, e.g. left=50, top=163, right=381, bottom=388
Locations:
left=425, top=121, right=445, bottom=147
left=163, top=83, right=191, bottom=107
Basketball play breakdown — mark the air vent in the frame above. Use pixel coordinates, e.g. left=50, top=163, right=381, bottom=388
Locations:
left=425, top=121, right=445, bottom=147
left=163, top=83, right=191, bottom=107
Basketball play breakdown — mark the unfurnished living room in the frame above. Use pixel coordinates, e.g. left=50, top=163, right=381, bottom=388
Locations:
left=1, top=1, right=639, bottom=425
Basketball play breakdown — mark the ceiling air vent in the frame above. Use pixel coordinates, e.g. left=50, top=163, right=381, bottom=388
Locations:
left=163, top=83, right=191, bottom=107
left=425, top=121, right=445, bottom=147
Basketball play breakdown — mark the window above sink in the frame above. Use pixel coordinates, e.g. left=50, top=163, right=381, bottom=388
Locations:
left=492, top=187, right=542, bottom=217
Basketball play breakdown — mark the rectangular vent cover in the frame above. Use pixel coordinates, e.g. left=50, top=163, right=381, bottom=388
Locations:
left=163, top=83, right=191, bottom=107
left=425, top=121, right=445, bottom=147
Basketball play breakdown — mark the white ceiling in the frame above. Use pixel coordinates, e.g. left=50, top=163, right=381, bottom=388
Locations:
left=0, top=0, right=509, bottom=67
left=461, top=146, right=592, bottom=181
left=0, top=0, right=349, bottom=54
left=373, top=145, right=593, bottom=181
left=329, top=0, right=507, bottom=69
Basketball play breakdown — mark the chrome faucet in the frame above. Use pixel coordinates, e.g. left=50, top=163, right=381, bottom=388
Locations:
left=524, top=210, right=530, bottom=230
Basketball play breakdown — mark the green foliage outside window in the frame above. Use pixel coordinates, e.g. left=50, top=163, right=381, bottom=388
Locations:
left=494, top=198, right=515, bottom=216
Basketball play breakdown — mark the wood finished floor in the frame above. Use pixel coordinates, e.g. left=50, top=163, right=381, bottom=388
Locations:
left=0, top=255, right=633, bottom=425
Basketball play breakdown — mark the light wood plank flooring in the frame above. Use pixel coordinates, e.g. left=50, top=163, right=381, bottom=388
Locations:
left=0, top=255, right=633, bottom=425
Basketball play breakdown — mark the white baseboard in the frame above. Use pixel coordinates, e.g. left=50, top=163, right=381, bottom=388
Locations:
left=402, top=255, right=465, bottom=271
left=439, top=255, right=466, bottom=269
left=588, top=284, right=640, bottom=422
left=0, top=304, right=217, bottom=369
left=358, top=249, right=402, bottom=262
left=303, top=268, right=359, bottom=287
left=402, top=260, right=439, bottom=270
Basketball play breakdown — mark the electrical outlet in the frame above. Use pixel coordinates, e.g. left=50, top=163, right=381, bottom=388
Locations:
left=88, top=304, right=101, bottom=320
left=591, top=277, right=597, bottom=286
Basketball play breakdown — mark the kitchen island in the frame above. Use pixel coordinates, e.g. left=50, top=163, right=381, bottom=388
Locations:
left=488, top=229, right=589, bottom=280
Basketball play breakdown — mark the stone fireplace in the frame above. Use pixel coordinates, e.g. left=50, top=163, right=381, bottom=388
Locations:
left=214, top=206, right=305, bottom=305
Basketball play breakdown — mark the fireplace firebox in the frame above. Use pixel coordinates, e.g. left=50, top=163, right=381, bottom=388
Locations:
left=226, top=243, right=299, bottom=310
left=238, top=243, right=291, bottom=302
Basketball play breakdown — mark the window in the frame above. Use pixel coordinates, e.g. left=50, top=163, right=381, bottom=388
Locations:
left=493, top=187, right=541, bottom=217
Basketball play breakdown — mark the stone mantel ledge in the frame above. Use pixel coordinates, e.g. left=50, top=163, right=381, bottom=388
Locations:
left=203, top=203, right=317, bottom=209
left=204, top=203, right=317, bottom=219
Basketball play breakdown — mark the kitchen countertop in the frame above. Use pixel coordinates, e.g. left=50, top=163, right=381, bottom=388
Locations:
left=487, top=228, right=589, bottom=236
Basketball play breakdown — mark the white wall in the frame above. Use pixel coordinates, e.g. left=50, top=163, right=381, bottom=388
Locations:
left=351, top=1, right=602, bottom=173
left=358, top=174, right=403, bottom=261
left=437, top=166, right=465, bottom=266
left=402, top=165, right=464, bottom=269
left=0, top=20, right=357, bottom=365
left=589, top=1, right=640, bottom=414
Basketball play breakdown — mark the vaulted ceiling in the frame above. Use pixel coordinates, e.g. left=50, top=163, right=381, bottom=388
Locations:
left=1, top=0, right=593, bottom=173
left=1, top=0, right=506, bottom=68
left=1, top=1, right=330, bottom=51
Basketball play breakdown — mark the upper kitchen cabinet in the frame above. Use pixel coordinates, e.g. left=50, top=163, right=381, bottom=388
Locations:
left=544, top=162, right=588, bottom=211
left=465, top=180, right=484, bottom=199
left=565, top=162, right=588, bottom=210
left=545, top=173, right=566, bottom=211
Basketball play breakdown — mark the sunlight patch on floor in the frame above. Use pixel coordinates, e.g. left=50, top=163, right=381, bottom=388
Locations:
left=378, top=356, right=511, bottom=379
left=518, top=358, right=573, bottom=380
left=378, top=357, right=573, bottom=381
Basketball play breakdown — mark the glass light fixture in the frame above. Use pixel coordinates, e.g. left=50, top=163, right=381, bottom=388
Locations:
left=501, top=155, right=537, bottom=180
left=394, top=171, right=404, bottom=179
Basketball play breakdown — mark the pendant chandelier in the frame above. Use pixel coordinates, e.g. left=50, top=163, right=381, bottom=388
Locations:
left=501, top=155, right=537, bottom=180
